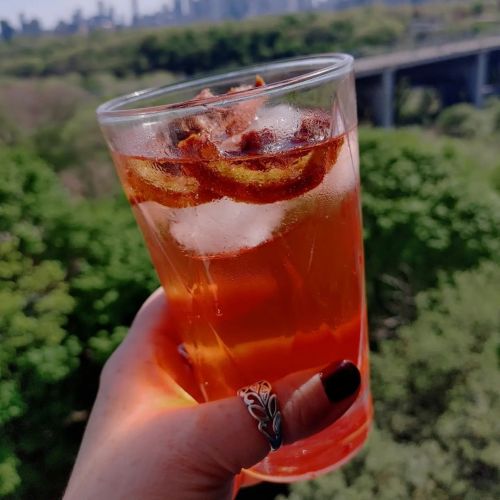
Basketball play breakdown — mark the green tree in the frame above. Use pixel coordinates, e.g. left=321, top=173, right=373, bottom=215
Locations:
left=471, top=1, right=485, bottom=16
left=436, top=103, right=489, bottom=138
left=0, top=147, right=157, bottom=498
left=354, top=16, right=405, bottom=49
left=0, top=106, right=19, bottom=146
left=0, top=149, right=77, bottom=496
left=395, top=81, right=441, bottom=125
left=359, top=128, right=500, bottom=333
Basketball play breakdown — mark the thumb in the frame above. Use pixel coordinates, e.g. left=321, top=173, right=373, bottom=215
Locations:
left=192, top=360, right=361, bottom=483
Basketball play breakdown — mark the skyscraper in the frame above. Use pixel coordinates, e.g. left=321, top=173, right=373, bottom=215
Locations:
left=131, top=0, right=139, bottom=25
left=98, top=1, right=105, bottom=17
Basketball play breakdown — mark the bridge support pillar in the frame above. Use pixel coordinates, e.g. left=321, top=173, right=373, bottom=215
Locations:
left=373, top=69, right=395, bottom=128
left=471, top=51, right=489, bottom=107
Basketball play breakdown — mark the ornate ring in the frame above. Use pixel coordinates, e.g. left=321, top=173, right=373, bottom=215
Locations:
left=238, top=380, right=282, bottom=451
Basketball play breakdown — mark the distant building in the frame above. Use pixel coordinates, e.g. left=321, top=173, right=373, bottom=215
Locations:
left=131, top=0, right=140, bottom=26
left=0, top=20, right=15, bottom=41
left=53, top=1, right=116, bottom=35
left=19, top=13, right=42, bottom=36
left=87, top=1, right=115, bottom=30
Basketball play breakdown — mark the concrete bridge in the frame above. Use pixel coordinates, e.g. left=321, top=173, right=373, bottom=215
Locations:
left=354, top=35, right=500, bottom=127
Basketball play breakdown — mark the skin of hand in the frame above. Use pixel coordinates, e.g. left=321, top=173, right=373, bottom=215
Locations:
left=64, top=288, right=361, bottom=500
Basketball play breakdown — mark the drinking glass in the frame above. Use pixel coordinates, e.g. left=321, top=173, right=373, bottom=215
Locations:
left=97, top=54, right=371, bottom=482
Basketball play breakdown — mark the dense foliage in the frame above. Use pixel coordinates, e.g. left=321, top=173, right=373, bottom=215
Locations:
left=0, top=149, right=157, bottom=498
left=1, top=1, right=499, bottom=78
left=359, top=128, right=499, bottom=335
left=0, top=11, right=398, bottom=78
left=1, top=122, right=499, bottom=497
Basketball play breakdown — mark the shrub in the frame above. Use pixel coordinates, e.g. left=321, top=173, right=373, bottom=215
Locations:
left=436, top=103, right=489, bottom=138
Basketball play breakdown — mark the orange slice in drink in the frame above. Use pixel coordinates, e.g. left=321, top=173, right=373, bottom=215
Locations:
left=122, top=156, right=218, bottom=207
left=182, top=135, right=344, bottom=204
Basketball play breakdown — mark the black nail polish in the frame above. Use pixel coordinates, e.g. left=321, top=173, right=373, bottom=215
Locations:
left=320, top=360, right=361, bottom=403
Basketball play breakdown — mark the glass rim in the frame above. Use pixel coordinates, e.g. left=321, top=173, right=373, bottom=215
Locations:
left=96, top=53, right=353, bottom=123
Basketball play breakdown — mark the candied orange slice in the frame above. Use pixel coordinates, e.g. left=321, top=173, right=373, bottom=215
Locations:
left=239, top=128, right=276, bottom=153
left=172, top=76, right=267, bottom=141
left=255, top=75, right=265, bottom=87
left=188, top=136, right=344, bottom=204
left=123, top=156, right=218, bottom=207
left=293, top=109, right=332, bottom=144
left=178, top=132, right=219, bottom=159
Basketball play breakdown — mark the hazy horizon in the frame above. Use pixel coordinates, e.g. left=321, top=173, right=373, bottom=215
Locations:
left=0, top=0, right=173, bottom=28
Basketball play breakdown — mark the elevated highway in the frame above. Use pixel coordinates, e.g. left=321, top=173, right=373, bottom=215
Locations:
left=354, top=35, right=500, bottom=126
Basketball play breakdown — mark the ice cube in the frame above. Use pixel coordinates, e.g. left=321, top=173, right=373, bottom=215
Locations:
left=169, top=197, right=286, bottom=255
left=249, top=104, right=302, bottom=140
left=313, top=129, right=359, bottom=198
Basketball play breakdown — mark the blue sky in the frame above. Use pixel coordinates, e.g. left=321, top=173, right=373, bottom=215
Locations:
left=0, top=0, right=172, bottom=28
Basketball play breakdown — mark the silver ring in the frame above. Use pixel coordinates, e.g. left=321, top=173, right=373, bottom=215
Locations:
left=238, top=380, right=282, bottom=451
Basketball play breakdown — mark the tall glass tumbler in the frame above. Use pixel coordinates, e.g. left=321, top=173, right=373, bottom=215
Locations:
left=97, top=55, right=371, bottom=482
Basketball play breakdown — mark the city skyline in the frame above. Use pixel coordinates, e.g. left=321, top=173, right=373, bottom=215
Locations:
left=1, top=0, right=425, bottom=38
left=1, top=0, right=345, bottom=29
left=0, top=0, right=173, bottom=28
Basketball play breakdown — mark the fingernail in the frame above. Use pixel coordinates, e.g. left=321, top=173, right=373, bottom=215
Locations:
left=320, top=360, right=361, bottom=403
